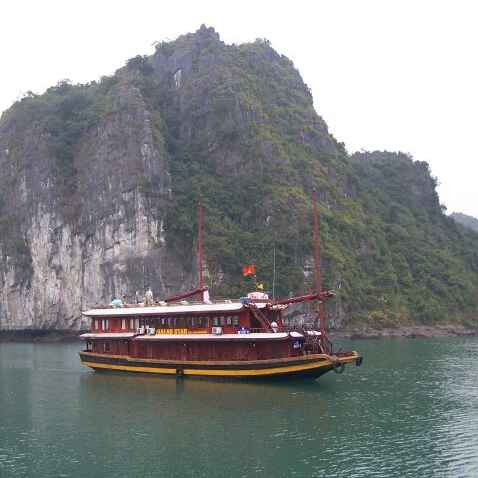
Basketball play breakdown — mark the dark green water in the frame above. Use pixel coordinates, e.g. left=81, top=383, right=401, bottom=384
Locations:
left=1, top=338, right=477, bottom=477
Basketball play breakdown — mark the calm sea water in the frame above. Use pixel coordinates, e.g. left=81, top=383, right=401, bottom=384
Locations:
left=1, top=338, right=477, bottom=477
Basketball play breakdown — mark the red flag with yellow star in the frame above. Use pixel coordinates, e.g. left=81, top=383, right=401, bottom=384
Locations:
left=242, top=264, right=256, bottom=277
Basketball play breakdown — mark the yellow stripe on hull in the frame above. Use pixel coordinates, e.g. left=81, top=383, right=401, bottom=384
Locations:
left=81, top=359, right=336, bottom=377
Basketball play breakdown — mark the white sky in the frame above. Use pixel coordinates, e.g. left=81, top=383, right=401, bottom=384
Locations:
left=1, top=0, right=477, bottom=216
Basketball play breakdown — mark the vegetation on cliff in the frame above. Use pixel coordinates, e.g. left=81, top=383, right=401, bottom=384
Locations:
left=1, top=25, right=477, bottom=328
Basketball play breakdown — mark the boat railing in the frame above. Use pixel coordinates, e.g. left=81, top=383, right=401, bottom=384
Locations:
left=320, top=334, right=333, bottom=355
left=87, top=298, right=246, bottom=310
left=284, top=324, right=334, bottom=354
left=246, top=324, right=323, bottom=333
left=247, top=326, right=333, bottom=354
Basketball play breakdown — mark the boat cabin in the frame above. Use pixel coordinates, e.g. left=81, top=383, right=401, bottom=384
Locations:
left=79, top=298, right=306, bottom=362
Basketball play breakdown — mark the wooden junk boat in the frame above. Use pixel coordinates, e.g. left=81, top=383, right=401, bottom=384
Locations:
left=79, top=198, right=362, bottom=379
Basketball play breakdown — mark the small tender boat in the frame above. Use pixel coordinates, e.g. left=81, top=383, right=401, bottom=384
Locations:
left=79, top=196, right=362, bottom=380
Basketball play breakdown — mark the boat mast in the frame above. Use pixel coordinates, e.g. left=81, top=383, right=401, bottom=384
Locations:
left=312, top=191, right=325, bottom=339
left=162, top=201, right=207, bottom=304
left=197, top=200, right=204, bottom=289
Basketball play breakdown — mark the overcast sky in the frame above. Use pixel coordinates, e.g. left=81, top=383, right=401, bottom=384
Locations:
left=2, top=0, right=477, bottom=216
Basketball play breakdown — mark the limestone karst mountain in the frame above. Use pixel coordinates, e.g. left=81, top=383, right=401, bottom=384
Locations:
left=1, top=25, right=478, bottom=330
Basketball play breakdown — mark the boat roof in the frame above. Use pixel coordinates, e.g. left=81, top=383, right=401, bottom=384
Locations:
left=82, top=301, right=267, bottom=318
left=80, top=332, right=137, bottom=339
left=79, top=331, right=305, bottom=340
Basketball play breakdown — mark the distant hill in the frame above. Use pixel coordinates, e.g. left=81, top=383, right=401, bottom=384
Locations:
left=450, top=212, right=478, bottom=233
left=1, top=25, right=478, bottom=330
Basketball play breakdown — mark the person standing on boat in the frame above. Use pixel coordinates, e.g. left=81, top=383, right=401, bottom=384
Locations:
left=271, top=320, right=279, bottom=333
left=144, top=287, right=154, bottom=306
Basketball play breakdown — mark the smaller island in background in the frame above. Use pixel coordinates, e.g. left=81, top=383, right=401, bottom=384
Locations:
left=450, top=212, right=478, bottom=233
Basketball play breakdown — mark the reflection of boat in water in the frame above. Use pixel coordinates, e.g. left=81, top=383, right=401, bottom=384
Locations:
left=79, top=196, right=362, bottom=380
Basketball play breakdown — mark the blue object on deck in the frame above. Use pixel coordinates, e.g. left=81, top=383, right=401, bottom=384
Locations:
left=110, top=299, right=123, bottom=308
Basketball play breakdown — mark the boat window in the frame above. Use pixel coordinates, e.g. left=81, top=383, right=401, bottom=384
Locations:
left=232, top=316, right=239, bottom=326
left=191, top=317, right=196, bottom=327
left=135, top=318, right=140, bottom=330
left=226, top=316, right=232, bottom=326
left=161, top=317, right=166, bottom=326
left=130, top=319, right=134, bottom=330
left=103, top=342, right=110, bottom=352
left=121, top=319, right=126, bottom=330
left=177, top=317, right=185, bottom=328
left=212, top=317, right=219, bottom=326
left=219, top=316, right=225, bottom=326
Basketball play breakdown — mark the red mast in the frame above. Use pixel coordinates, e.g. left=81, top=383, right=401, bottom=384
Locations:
left=197, top=200, right=204, bottom=289
left=162, top=201, right=205, bottom=304
left=312, top=191, right=326, bottom=341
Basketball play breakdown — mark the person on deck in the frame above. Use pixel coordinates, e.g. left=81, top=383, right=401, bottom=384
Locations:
left=144, top=287, right=154, bottom=306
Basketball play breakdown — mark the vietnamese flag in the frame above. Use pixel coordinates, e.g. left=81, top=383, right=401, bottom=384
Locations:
left=242, top=264, right=256, bottom=277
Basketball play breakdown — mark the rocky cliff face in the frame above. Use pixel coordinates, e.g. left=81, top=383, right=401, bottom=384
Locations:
left=0, top=77, right=179, bottom=329
left=1, top=26, right=478, bottom=330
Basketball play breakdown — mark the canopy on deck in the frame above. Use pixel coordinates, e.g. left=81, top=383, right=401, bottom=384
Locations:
left=82, top=302, right=268, bottom=318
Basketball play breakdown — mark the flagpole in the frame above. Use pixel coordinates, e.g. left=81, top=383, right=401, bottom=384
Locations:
left=312, top=191, right=325, bottom=339
left=272, top=245, right=276, bottom=299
